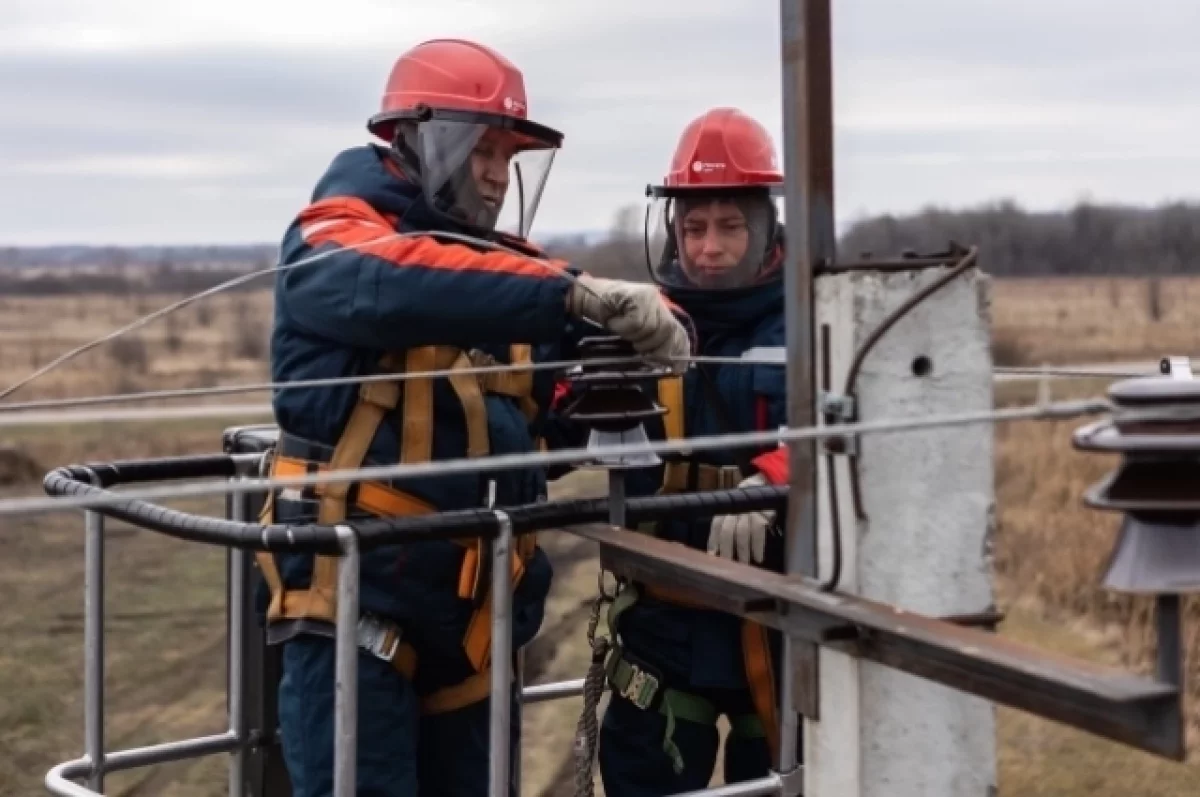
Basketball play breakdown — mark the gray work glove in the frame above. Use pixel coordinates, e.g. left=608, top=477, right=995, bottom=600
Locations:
left=707, top=473, right=775, bottom=564
left=567, top=274, right=691, bottom=371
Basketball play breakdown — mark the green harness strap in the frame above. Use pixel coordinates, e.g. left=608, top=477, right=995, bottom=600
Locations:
left=604, top=584, right=764, bottom=774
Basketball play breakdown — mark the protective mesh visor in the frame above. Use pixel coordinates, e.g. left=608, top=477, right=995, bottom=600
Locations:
left=413, top=120, right=556, bottom=238
left=646, top=191, right=782, bottom=290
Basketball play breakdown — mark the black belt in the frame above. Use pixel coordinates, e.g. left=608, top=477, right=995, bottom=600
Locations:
left=277, top=431, right=340, bottom=464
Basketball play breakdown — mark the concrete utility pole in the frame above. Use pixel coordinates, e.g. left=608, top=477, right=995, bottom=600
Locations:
left=809, top=264, right=999, bottom=796
left=779, top=3, right=997, bottom=791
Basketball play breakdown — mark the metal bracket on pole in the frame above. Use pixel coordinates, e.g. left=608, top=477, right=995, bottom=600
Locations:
left=573, top=523, right=1186, bottom=761
left=818, top=392, right=856, bottom=424
left=818, top=391, right=858, bottom=458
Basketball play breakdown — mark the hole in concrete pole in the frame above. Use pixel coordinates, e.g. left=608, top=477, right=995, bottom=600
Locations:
left=911, top=355, right=933, bottom=377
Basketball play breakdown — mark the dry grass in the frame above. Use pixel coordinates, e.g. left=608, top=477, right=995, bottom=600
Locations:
left=990, top=275, right=1200, bottom=365
left=997, top=607, right=1199, bottom=797
left=0, top=291, right=272, bottom=404
left=2, top=275, right=1200, bottom=795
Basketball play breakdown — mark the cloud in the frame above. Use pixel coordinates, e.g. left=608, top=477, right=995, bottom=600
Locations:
left=0, top=0, right=1197, bottom=244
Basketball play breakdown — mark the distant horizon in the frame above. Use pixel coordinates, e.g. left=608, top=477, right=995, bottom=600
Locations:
left=5, top=194, right=1200, bottom=250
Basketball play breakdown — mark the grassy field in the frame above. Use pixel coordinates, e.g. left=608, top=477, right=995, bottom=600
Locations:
left=1, top=275, right=1199, bottom=796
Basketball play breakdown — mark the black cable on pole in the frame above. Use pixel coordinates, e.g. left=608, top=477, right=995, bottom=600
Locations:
left=843, top=244, right=979, bottom=521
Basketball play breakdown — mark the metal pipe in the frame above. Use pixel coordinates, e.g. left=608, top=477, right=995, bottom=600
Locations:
left=514, top=649, right=525, bottom=797
left=46, top=758, right=101, bottom=797
left=779, top=0, right=833, bottom=757
left=662, top=773, right=783, bottom=797
left=489, top=512, right=515, bottom=797
left=46, top=733, right=244, bottom=797
left=83, top=508, right=105, bottom=793
left=779, top=0, right=831, bottom=577
left=228, top=488, right=249, bottom=797
left=520, top=678, right=586, bottom=704
left=333, top=525, right=361, bottom=797
left=105, top=731, right=243, bottom=773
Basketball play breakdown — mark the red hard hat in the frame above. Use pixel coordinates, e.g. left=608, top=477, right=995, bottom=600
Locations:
left=655, top=107, right=782, bottom=192
left=367, top=38, right=561, bottom=150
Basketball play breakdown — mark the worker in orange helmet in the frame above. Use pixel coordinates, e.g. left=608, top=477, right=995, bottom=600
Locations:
left=595, top=107, right=796, bottom=794
left=256, top=39, right=691, bottom=797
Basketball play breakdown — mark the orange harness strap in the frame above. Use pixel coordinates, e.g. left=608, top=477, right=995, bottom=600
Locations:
left=742, top=620, right=782, bottom=767
left=640, top=375, right=783, bottom=761
left=257, top=344, right=542, bottom=713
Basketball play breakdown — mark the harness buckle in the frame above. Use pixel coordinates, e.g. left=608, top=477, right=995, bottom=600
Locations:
left=621, top=664, right=661, bottom=711
left=607, top=647, right=664, bottom=712
left=357, top=614, right=401, bottom=661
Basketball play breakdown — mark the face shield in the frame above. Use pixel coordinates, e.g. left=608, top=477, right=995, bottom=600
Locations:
left=644, top=185, right=783, bottom=291
left=392, top=108, right=561, bottom=239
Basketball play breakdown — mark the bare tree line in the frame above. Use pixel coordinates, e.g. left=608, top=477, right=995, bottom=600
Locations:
left=838, top=199, right=1200, bottom=277
left=3, top=199, right=1199, bottom=296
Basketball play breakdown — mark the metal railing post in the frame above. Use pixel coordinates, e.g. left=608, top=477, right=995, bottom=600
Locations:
left=514, top=648, right=525, bottom=796
left=224, top=428, right=291, bottom=797
left=227, top=487, right=249, bottom=797
left=489, top=512, right=515, bottom=797
left=83, top=506, right=106, bottom=793
left=333, top=525, right=361, bottom=797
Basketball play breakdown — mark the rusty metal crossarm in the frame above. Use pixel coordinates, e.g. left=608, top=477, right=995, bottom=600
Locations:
left=572, top=523, right=1185, bottom=761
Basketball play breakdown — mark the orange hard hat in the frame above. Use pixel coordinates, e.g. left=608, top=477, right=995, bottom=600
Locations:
left=367, top=39, right=561, bottom=151
left=644, top=108, right=784, bottom=291
left=654, top=107, right=782, bottom=193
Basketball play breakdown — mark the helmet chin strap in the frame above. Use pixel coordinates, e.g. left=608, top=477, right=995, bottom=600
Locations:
left=387, top=124, right=422, bottom=182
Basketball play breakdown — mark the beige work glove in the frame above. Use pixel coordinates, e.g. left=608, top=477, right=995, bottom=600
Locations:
left=567, top=274, right=691, bottom=371
left=707, top=473, right=775, bottom=564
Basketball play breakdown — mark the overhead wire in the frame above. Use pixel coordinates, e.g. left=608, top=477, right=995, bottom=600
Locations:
left=0, top=355, right=1160, bottom=419
left=0, top=215, right=1162, bottom=421
left=0, top=403, right=274, bottom=429
left=0, top=354, right=1161, bottom=428
left=993, top=365, right=1158, bottom=380
left=0, top=356, right=643, bottom=414
left=0, top=227, right=616, bottom=405
left=0, top=236, right=386, bottom=403
left=5, top=394, right=1110, bottom=518
left=0, top=354, right=787, bottom=417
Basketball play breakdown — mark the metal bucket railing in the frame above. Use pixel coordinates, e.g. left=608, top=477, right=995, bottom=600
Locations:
left=40, top=424, right=792, bottom=797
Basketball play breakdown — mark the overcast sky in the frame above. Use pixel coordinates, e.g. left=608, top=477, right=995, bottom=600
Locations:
left=1, top=0, right=1198, bottom=246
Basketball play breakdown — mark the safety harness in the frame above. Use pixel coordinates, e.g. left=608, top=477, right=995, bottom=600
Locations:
left=256, top=343, right=540, bottom=715
left=602, top=372, right=782, bottom=773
